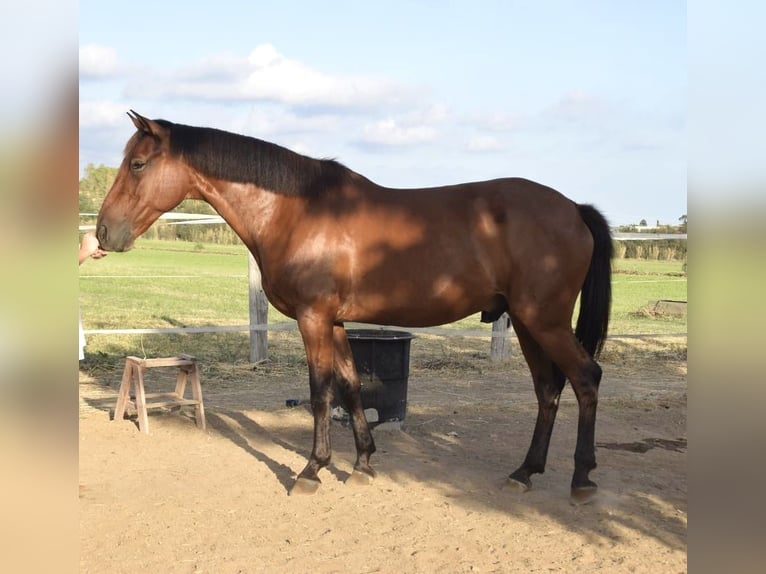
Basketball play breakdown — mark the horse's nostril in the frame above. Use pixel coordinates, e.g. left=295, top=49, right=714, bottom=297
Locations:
left=96, top=224, right=107, bottom=246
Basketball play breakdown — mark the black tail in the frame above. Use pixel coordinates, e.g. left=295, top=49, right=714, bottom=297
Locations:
left=575, top=204, right=613, bottom=359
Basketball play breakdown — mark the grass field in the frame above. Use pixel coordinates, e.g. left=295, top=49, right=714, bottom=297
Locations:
left=79, top=238, right=687, bottom=365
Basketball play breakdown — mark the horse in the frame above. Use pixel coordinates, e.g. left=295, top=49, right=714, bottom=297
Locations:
left=97, top=111, right=612, bottom=503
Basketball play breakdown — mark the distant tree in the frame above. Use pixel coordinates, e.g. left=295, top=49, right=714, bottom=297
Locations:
left=678, top=214, right=687, bottom=233
left=79, top=163, right=118, bottom=212
left=174, top=198, right=218, bottom=215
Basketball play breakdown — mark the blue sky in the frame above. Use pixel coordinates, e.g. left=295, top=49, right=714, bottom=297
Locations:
left=79, top=0, right=687, bottom=225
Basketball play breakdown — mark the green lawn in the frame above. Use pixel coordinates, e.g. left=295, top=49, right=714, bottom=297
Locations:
left=79, top=238, right=686, bottom=359
left=610, top=258, right=687, bottom=335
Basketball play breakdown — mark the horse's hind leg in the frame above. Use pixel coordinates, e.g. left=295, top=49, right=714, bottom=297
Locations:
left=332, top=324, right=377, bottom=485
left=525, top=324, right=603, bottom=504
left=507, top=317, right=566, bottom=492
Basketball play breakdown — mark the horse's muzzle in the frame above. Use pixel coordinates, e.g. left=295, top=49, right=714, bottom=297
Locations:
left=96, top=222, right=133, bottom=252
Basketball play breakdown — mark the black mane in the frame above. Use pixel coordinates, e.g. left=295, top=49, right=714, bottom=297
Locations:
left=156, top=120, right=349, bottom=196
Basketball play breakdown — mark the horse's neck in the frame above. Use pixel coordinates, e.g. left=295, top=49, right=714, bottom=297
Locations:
left=198, top=179, right=288, bottom=255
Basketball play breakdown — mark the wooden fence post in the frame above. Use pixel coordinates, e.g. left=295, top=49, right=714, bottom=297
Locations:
left=490, top=312, right=512, bottom=362
left=248, top=252, right=269, bottom=363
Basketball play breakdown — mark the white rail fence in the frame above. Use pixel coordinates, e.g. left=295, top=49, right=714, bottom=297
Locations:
left=84, top=271, right=686, bottom=364
left=81, top=220, right=686, bottom=362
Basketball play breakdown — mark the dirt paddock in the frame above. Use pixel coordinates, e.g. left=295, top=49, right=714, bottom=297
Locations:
left=79, top=336, right=686, bottom=573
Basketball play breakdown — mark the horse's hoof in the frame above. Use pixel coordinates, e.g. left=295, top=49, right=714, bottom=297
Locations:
left=505, top=476, right=531, bottom=493
left=289, top=477, right=321, bottom=496
left=346, top=469, right=375, bottom=487
left=570, top=485, right=598, bottom=505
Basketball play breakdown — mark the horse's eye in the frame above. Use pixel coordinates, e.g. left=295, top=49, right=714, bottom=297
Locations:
left=131, top=159, right=146, bottom=172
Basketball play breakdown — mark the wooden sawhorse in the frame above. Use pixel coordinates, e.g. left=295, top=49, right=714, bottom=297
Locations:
left=114, top=354, right=206, bottom=434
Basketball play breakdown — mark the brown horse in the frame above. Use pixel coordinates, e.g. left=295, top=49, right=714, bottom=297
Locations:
left=97, top=111, right=612, bottom=503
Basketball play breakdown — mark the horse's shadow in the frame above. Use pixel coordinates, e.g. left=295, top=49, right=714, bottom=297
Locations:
left=82, top=388, right=686, bottom=552
left=81, top=390, right=350, bottom=493
left=205, top=409, right=352, bottom=492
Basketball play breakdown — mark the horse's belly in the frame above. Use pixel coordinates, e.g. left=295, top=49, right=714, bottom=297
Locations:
left=341, top=277, right=492, bottom=327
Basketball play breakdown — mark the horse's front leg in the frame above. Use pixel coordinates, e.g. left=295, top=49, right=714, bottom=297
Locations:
left=290, top=313, right=335, bottom=496
left=332, top=324, right=376, bottom=485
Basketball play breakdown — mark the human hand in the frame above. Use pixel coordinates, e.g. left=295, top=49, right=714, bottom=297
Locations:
left=79, top=231, right=107, bottom=263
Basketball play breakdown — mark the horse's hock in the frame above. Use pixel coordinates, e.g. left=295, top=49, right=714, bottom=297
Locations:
left=113, top=354, right=206, bottom=434
left=347, top=330, right=414, bottom=429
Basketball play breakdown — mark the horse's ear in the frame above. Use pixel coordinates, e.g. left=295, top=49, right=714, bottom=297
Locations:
left=127, top=110, right=168, bottom=139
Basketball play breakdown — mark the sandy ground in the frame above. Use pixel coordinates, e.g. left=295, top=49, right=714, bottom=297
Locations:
left=79, top=341, right=686, bottom=573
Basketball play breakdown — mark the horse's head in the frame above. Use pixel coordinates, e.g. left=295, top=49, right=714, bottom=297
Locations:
left=96, top=111, right=193, bottom=251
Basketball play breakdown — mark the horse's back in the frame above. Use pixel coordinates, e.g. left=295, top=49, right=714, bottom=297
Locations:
left=320, top=176, right=594, bottom=326
left=366, top=177, right=591, bottom=264
left=367, top=177, right=582, bottom=227
left=341, top=175, right=593, bottom=274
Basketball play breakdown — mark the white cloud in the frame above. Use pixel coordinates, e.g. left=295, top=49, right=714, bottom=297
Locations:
left=151, top=44, right=414, bottom=110
left=241, top=108, right=340, bottom=137
left=353, top=104, right=449, bottom=147
left=545, top=90, right=608, bottom=125
left=418, top=103, right=450, bottom=123
left=359, top=118, right=437, bottom=147
left=471, top=111, right=519, bottom=132
left=469, top=92, right=606, bottom=135
left=78, top=100, right=127, bottom=128
left=79, top=44, right=119, bottom=79
left=466, top=135, right=504, bottom=152
left=240, top=44, right=408, bottom=108
left=177, top=51, right=245, bottom=82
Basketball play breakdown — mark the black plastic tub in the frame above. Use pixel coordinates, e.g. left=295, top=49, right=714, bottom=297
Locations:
left=346, top=329, right=414, bottom=425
